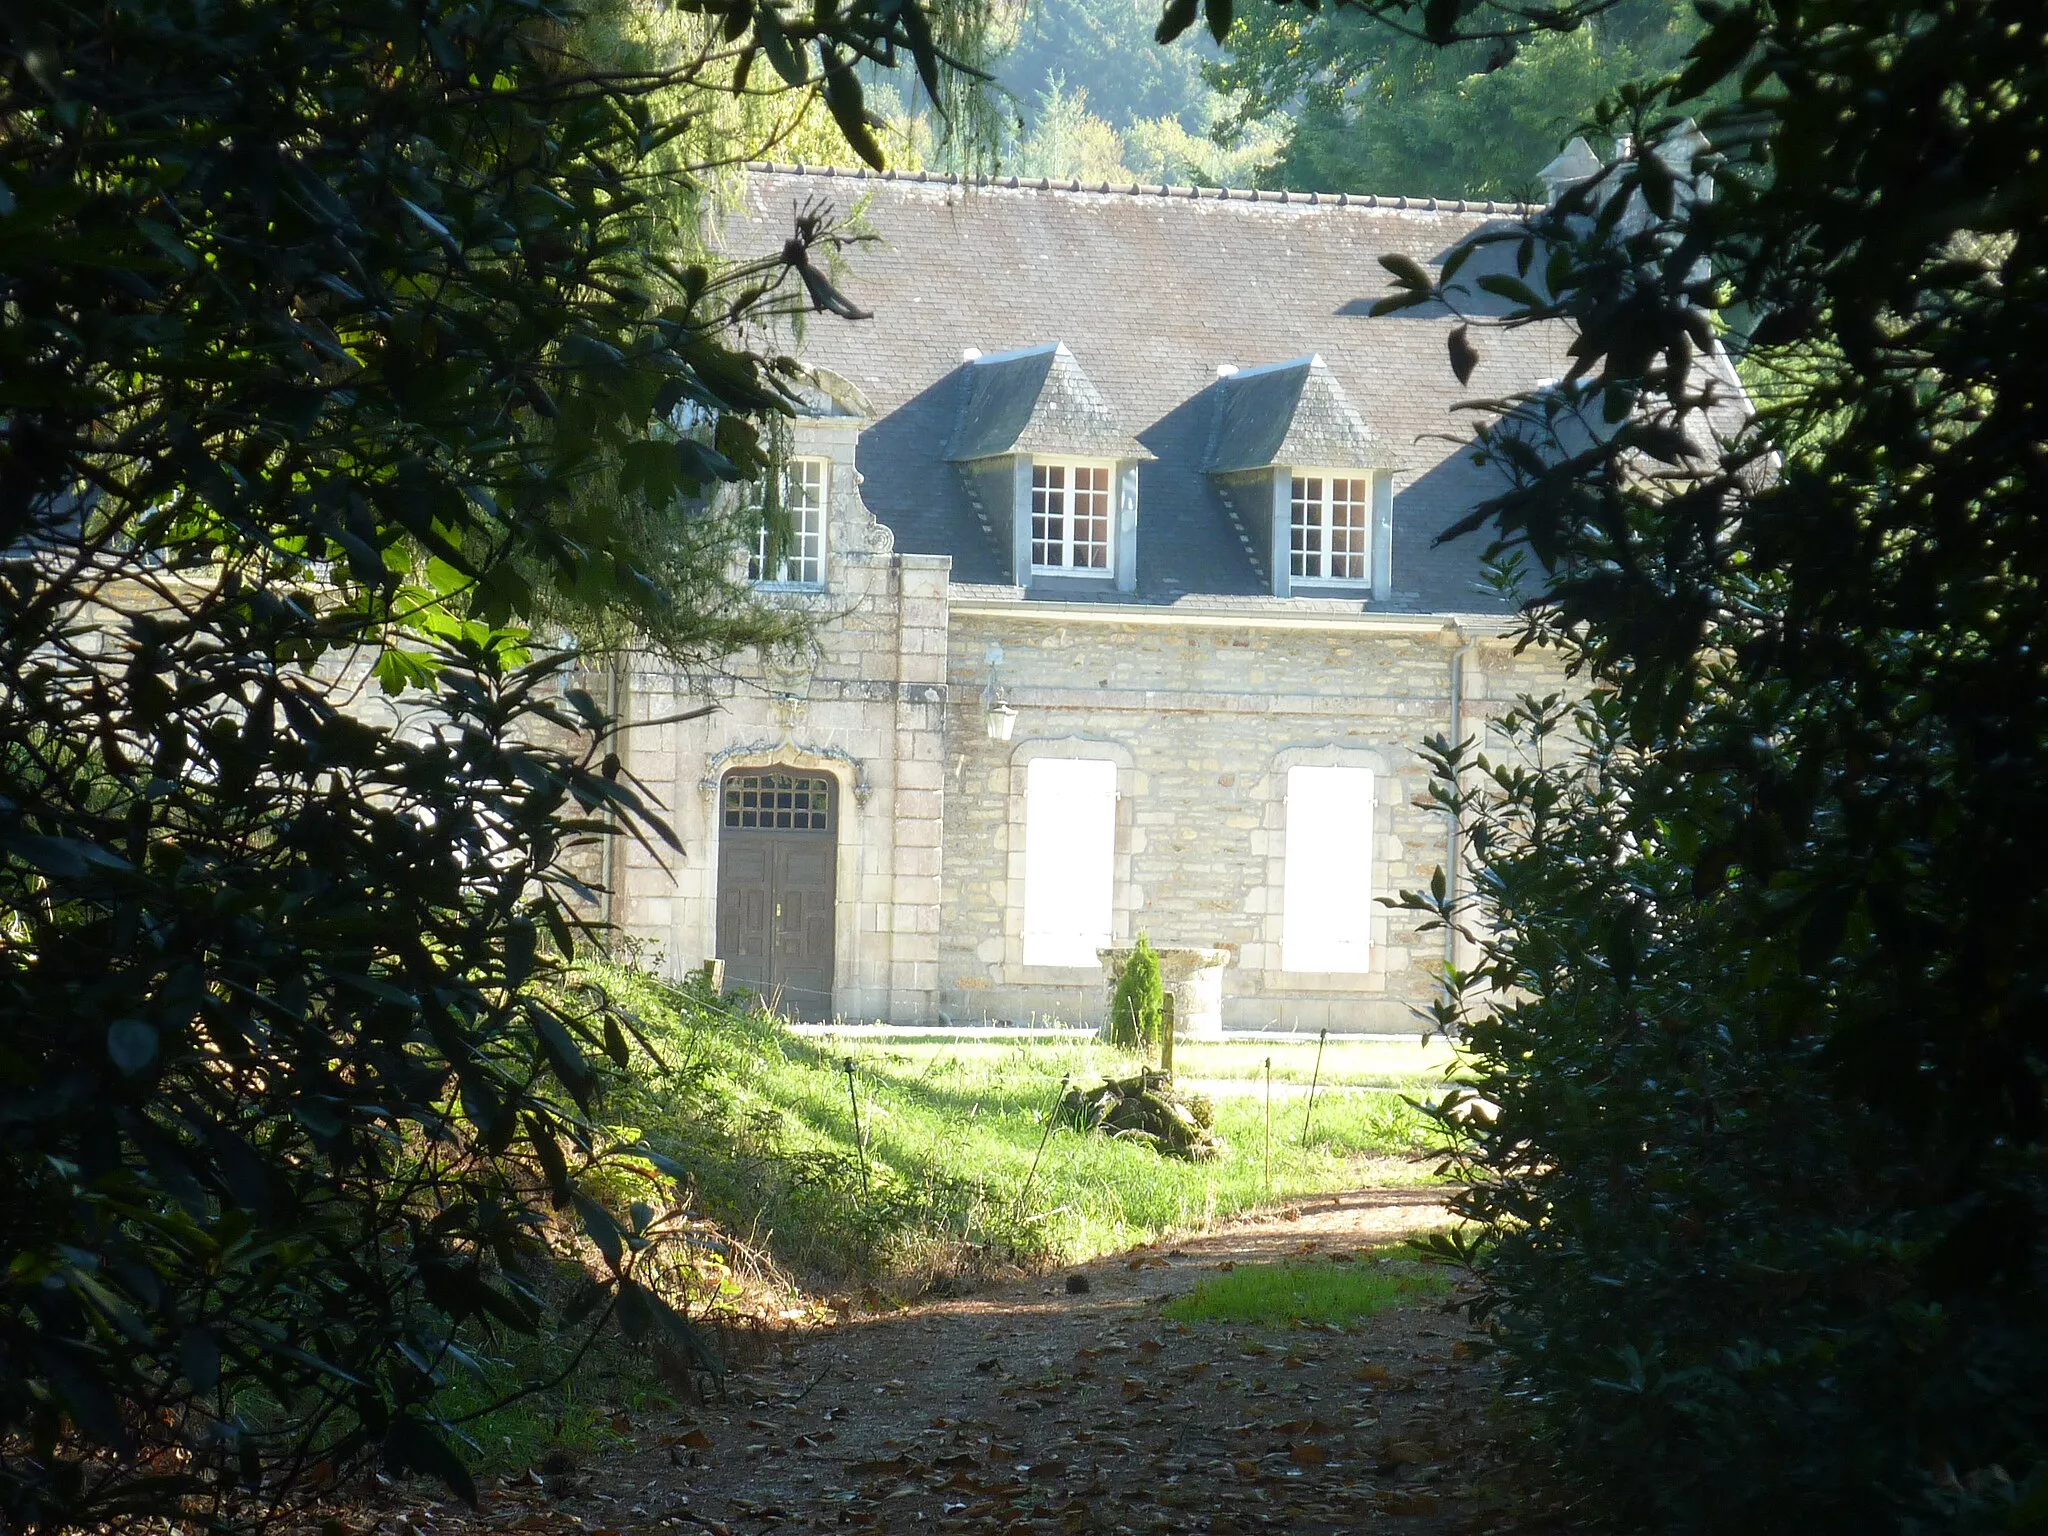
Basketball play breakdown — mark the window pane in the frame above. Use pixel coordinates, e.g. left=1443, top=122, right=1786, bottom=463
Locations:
left=750, top=457, right=828, bottom=585
left=1022, top=758, right=1117, bottom=966
left=1031, top=463, right=1066, bottom=568
left=1072, top=465, right=1111, bottom=569
left=1328, top=476, right=1368, bottom=581
left=1290, top=475, right=1322, bottom=578
left=1282, top=765, right=1373, bottom=972
left=788, top=458, right=827, bottom=584
left=723, top=772, right=832, bottom=830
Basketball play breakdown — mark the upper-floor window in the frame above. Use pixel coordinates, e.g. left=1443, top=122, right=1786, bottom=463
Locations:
left=1290, top=472, right=1371, bottom=584
left=749, top=456, right=828, bottom=586
left=1031, top=460, right=1113, bottom=576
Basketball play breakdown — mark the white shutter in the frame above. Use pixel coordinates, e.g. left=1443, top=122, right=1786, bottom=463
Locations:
left=1021, top=757, right=1117, bottom=966
left=1282, top=765, right=1375, bottom=973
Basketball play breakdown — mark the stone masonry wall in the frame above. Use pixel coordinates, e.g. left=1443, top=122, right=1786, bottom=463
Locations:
left=937, top=605, right=1564, bottom=1034
left=607, top=418, right=951, bottom=1021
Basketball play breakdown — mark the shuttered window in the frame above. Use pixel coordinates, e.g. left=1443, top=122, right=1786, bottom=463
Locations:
left=1021, top=757, right=1117, bottom=966
left=1282, top=765, right=1375, bottom=973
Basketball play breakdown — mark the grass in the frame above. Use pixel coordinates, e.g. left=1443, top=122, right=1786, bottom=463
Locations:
left=1162, top=1254, right=1453, bottom=1328
left=599, top=967, right=1453, bottom=1286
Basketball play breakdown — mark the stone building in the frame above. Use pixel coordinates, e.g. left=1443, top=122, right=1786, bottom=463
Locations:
left=606, top=164, right=1577, bottom=1033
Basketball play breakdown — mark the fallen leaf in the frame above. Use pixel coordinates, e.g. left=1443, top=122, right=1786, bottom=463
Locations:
left=847, top=1455, right=917, bottom=1477
left=1382, top=1489, right=1440, bottom=1515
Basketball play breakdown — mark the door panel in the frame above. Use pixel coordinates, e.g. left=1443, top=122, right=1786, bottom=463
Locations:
left=714, top=841, right=771, bottom=994
left=773, top=840, right=836, bottom=1018
left=714, top=772, right=837, bottom=1019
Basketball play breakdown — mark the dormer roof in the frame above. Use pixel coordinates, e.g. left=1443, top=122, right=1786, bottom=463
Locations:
left=947, top=342, right=1150, bottom=462
left=1206, top=355, right=1381, bottom=474
left=1538, top=137, right=1603, bottom=205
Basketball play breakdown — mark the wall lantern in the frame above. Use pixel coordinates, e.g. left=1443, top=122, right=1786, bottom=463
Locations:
left=981, top=642, right=1017, bottom=741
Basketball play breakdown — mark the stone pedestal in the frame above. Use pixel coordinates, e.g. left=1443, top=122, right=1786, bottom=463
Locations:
left=1097, top=945, right=1234, bottom=1041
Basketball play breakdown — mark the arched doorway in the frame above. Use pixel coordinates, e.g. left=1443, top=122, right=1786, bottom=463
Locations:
left=715, top=770, right=837, bottom=1019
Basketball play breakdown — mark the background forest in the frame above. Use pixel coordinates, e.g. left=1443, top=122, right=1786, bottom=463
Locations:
left=837, top=0, right=1702, bottom=195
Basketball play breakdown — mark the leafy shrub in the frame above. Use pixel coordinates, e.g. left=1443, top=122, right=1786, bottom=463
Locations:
left=1107, top=934, right=1166, bottom=1053
left=0, top=0, right=969, bottom=1526
left=1376, top=1, right=2048, bottom=1527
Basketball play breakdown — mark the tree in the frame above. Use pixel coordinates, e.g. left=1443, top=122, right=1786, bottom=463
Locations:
left=1207, top=0, right=1699, bottom=197
left=1108, top=935, right=1167, bottom=1056
left=993, top=0, right=1220, bottom=135
left=0, top=0, right=978, bottom=1527
left=997, top=76, right=1281, bottom=186
left=1201, top=0, right=2048, bottom=1524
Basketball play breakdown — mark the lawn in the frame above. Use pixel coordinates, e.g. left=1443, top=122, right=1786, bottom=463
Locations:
left=1162, top=1254, right=1452, bottom=1328
left=599, top=968, right=1455, bottom=1286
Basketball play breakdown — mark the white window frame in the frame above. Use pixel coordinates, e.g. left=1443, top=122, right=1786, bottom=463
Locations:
left=1020, top=757, right=1117, bottom=967
left=1029, top=457, right=1115, bottom=578
left=750, top=456, right=828, bottom=588
left=1289, top=469, right=1373, bottom=586
left=1281, top=764, right=1375, bottom=973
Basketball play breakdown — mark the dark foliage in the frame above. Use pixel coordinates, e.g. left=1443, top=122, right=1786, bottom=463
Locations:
left=1317, top=0, right=2048, bottom=1527
left=0, top=0, right=962, bottom=1528
left=1206, top=0, right=1699, bottom=199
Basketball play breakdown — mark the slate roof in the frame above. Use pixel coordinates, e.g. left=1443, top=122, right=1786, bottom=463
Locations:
left=722, top=166, right=1578, bottom=611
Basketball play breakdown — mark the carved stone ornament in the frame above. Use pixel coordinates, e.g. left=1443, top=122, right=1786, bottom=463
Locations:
left=700, top=740, right=872, bottom=807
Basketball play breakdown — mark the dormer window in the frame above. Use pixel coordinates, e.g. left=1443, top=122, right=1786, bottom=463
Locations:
left=1031, top=460, right=1114, bottom=575
left=1289, top=472, right=1371, bottom=584
left=945, top=342, right=1150, bottom=594
left=1204, top=355, right=1392, bottom=601
left=749, top=456, right=828, bottom=587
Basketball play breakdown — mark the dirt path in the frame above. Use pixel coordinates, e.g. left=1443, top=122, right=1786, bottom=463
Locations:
left=359, top=1190, right=1520, bottom=1536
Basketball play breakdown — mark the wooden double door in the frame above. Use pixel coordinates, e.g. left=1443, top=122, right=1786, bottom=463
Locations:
left=715, top=771, right=837, bottom=1019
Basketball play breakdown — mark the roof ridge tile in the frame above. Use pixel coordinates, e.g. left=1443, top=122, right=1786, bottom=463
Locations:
left=743, top=161, right=1535, bottom=217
